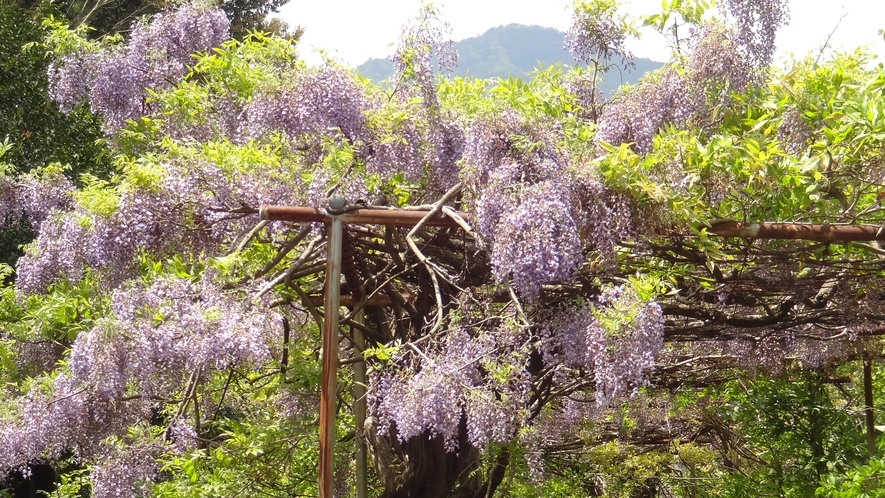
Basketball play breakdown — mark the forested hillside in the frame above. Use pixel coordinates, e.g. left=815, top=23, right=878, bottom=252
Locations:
left=358, top=23, right=662, bottom=94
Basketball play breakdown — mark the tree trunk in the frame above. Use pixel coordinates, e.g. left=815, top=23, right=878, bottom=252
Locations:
left=366, top=413, right=486, bottom=498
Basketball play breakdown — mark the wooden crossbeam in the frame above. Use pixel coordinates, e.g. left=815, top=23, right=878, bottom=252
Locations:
left=709, top=221, right=885, bottom=242
left=260, top=205, right=469, bottom=226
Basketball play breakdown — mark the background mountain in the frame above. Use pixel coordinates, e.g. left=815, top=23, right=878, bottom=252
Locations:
left=357, top=24, right=663, bottom=95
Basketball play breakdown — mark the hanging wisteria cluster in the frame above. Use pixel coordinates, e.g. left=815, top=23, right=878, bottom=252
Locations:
left=778, top=105, right=814, bottom=155
left=0, top=369, right=154, bottom=482
left=464, top=115, right=583, bottom=298
left=0, top=272, right=279, bottom=483
left=367, top=281, right=664, bottom=467
left=89, top=438, right=163, bottom=498
left=390, top=4, right=458, bottom=107
left=595, top=0, right=790, bottom=155
left=48, top=1, right=229, bottom=133
left=545, top=285, right=664, bottom=406
left=565, top=0, right=634, bottom=68
left=488, top=180, right=582, bottom=298
left=383, top=5, right=465, bottom=191
left=597, top=19, right=757, bottom=153
left=71, top=273, right=277, bottom=398
left=0, top=167, right=74, bottom=229
left=464, top=111, right=636, bottom=297
left=12, top=142, right=310, bottom=294
left=719, top=0, right=789, bottom=69
left=369, top=327, right=533, bottom=451
left=243, top=66, right=371, bottom=143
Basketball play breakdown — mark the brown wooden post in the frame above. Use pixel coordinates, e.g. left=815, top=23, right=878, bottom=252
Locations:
left=865, top=356, right=876, bottom=456
left=353, top=309, right=367, bottom=498
left=319, top=196, right=345, bottom=497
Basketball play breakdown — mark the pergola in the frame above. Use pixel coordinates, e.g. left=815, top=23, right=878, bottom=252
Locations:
left=260, top=189, right=885, bottom=497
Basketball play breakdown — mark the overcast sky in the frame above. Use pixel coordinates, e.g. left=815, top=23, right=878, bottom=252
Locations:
left=278, top=0, right=885, bottom=68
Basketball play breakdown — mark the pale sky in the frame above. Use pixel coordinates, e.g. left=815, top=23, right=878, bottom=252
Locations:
left=278, top=0, right=885, bottom=68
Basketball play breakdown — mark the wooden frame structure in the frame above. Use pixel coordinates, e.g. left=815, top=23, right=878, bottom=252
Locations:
left=260, top=196, right=469, bottom=498
left=259, top=199, right=885, bottom=497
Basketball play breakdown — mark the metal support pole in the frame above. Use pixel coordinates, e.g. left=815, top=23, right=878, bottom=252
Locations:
left=319, top=196, right=345, bottom=498
left=353, top=309, right=367, bottom=498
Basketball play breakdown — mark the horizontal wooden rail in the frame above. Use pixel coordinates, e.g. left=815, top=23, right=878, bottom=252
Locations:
left=262, top=209, right=885, bottom=244
left=708, top=221, right=885, bottom=242
left=260, top=205, right=469, bottom=226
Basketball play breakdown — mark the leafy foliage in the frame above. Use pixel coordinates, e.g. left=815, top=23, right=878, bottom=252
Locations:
left=0, top=5, right=109, bottom=274
left=3, top=0, right=885, bottom=497
left=14, top=0, right=296, bottom=39
left=0, top=4, right=109, bottom=177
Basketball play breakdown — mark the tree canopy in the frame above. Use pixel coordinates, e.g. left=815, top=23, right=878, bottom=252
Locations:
left=2, top=0, right=885, bottom=497
left=12, top=0, right=296, bottom=38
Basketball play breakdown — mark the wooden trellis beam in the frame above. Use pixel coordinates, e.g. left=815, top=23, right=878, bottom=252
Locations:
left=708, top=221, right=885, bottom=242
left=259, top=204, right=468, bottom=226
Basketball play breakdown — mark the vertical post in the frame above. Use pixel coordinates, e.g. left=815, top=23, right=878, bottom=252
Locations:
left=353, top=309, right=367, bottom=498
left=865, top=356, right=876, bottom=456
left=320, top=195, right=345, bottom=498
